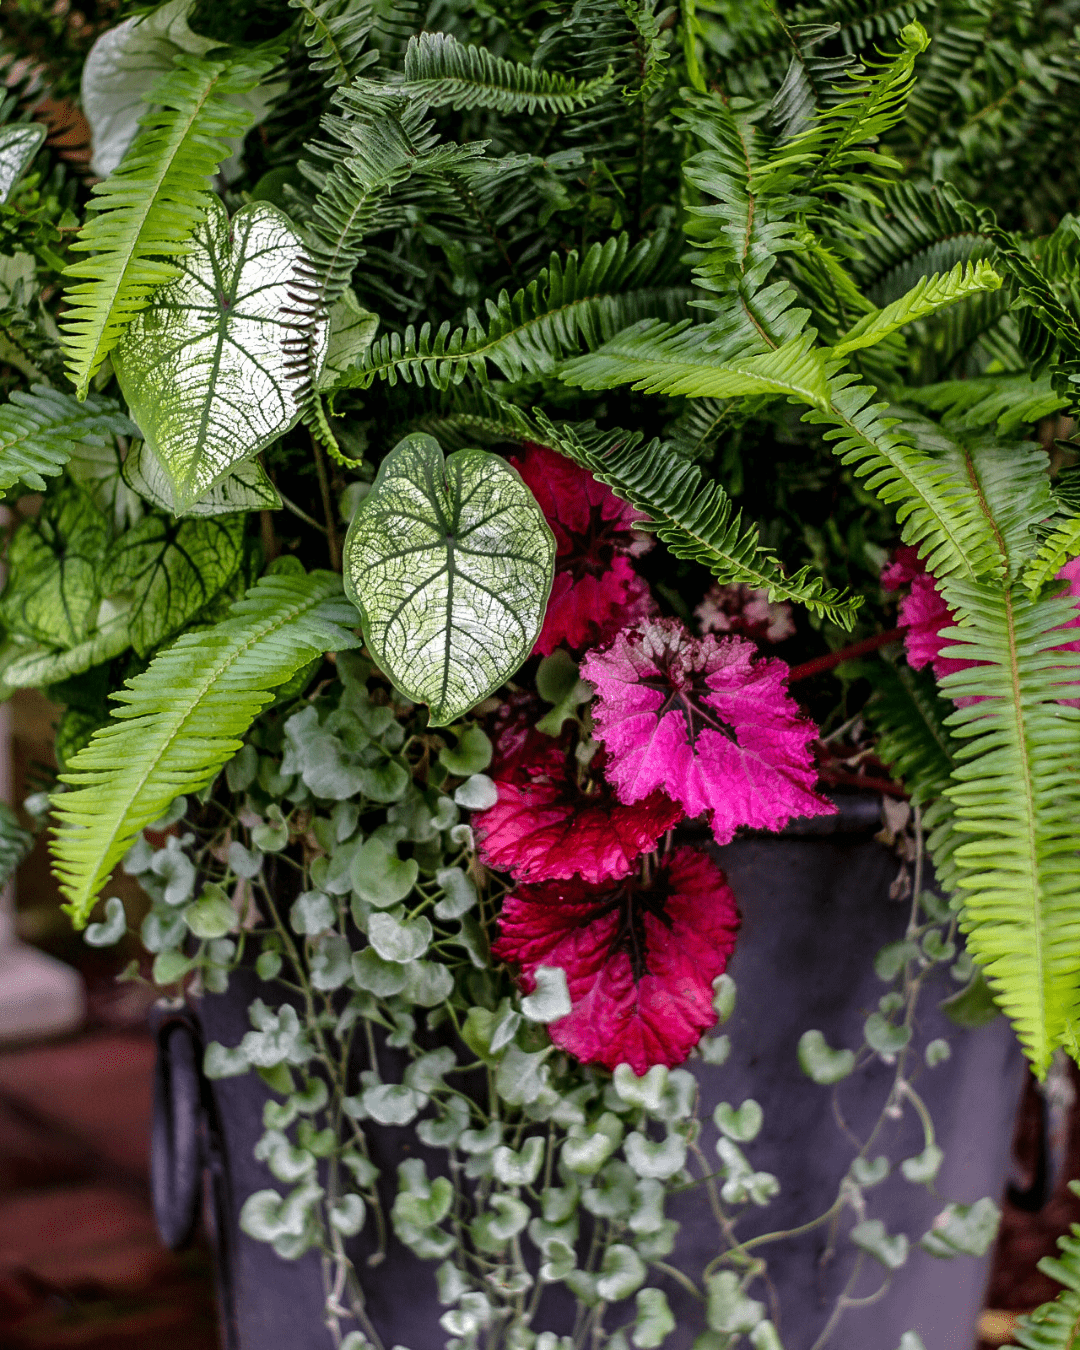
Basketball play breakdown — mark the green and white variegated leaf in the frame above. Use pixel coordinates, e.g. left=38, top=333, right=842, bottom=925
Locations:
left=0, top=385, right=137, bottom=495
left=67, top=437, right=143, bottom=532
left=101, top=512, right=244, bottom=656
left=343, top=433, right=554, bottom=726
left=0, top=618, right=133, bottom=697
left=122, top=439, right=281, bottom=517
left=0, top=123, right=45, bottom=204
left=1, top=484, right=112, bottom=647
left=317, top=288, right=379, bottom=391
left=81, top=0, right=277, bottom=179
left=114, top=199, right=327, bottom=510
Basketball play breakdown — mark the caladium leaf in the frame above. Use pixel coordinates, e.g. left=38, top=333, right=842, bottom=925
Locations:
left=81, top=0, right=276, bottom=179
left=122, top=439, right=281, bottom=516
left=101, top=512, right=244, bottom=656
left=343, top=433, right=554, bottom=725
left=0, top=123, right=45, bottom=203
left=67, top=437, right=143, bottom=532
left=2, top=484, right=111, bottom=647
left=113, top=198, right=328, bottom=510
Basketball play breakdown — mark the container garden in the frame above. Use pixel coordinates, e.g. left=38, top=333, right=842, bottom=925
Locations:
left=0, top=4, right=1078, bottom=1350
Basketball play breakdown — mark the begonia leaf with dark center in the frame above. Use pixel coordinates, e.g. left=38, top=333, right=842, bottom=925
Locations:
left=582, top=618, right=833, bottom=845
left=562, top=502, right=640, bottom=581
left=475, top=738, right=682, bottom=885
left=493, top=846, right=739, bottom=1074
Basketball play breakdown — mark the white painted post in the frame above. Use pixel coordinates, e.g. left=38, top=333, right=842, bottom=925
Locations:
left=0, top=697, right=85, bottom=1040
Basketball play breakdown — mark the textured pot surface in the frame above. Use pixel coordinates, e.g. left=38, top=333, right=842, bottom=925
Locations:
left=178, top=835, right=1023, bottom=1350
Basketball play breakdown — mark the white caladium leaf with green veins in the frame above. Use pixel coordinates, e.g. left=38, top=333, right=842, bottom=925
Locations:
left=0, top=123, right=45, bottom=204
left=81, top=0, right=277, bottom=179
left=343, top=433, right=554, bottom=725
left=114, top=198, right=327, bottom=510
left=122, top=439, right=281, bottom=517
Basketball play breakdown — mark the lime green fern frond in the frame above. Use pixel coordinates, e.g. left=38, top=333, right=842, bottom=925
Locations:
left=804, top=375, right=1003, bottom=581
left=937, top=578, right=1080, bottom=1076
left=0, top=386, right=135, bottom=493
left=831, top=260, right=1002, bottom=357
left=1025, top=515, right=1080, bottom=593
left=401, top=31, right=614, bottom=113
left=61, top=49, right=277, bottom=398
left=907, top=374, right=1067, bottom=437
left=51, top=571, right=359, bottom=925
left=535, top=415, right=860, bottom=627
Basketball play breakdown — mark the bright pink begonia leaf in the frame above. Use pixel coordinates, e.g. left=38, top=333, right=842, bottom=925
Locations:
left=474, top=740, right=682, bottom=884
left=581, top=619, right=832, bottom=845
left=512, top=442, right=653, bottom=655
left=492, top=846, right=739, bottom=1073
left=882, top=546, right=974, bottom=682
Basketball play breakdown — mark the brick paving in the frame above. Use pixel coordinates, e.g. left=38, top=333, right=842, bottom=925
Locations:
left=0, top=1028, right=220, bottom=1350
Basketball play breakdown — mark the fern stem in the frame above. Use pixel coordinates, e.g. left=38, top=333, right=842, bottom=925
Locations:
left=787, top=628, right=904, bottom=682
left=312, top=432, right=341, bottom=572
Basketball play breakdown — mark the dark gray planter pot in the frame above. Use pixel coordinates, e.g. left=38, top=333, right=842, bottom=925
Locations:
left=152, top=823, right=1024, bottom=1350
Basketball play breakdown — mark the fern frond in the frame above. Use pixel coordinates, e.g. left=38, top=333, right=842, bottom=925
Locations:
left=284, top=90, right=485, bottom=430
left=289, top=0, right=383, bottom=86
left=50, top=571, right=359, bottom=925
left=0, top=386, right=135, bottom=493
left=864, top=656, right=956, bottom=804
left=400, top=32, right=614, bottom=113
left=831, top=260, right=1002, bottom=357
left=768, top=23, right=860, bottom=144
left=62, top=49, right=276, bottom=398
left=804, top=374, right=1003, bottom=580
left=343, top=236, right=692, bottom=391
left=1025, top=516, right=1080, bottom=594
left=535, top=415, right=860, bottom=627
left=847, top=181, right=985, bottom=302
left=1008, top=1222, right=1080, bottom=1349
left=907, top=374, right=1066, bottom=436
left=937, top=579, right=1080, bottom=1076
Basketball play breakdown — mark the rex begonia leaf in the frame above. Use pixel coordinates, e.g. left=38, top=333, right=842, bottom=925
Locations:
left=492, top=846, right=740, bottom=1074
left=510, top=441, right=654, bottom=655
left=101, top=511, right=244, bottom=656
left=1, top=483, right=111, bottom=647
left=474, top=738, right=682, bottom=884
left=581, top=619, right=832, bottom=844
left=0, top=123, right=45, bottom=204
left=113, top=198, right=328, bottom=510
left=343, top=432, right=555, bottom=726
left=122, top=439, right=281, bottom=517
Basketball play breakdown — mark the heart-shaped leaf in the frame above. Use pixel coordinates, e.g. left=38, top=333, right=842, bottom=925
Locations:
left=0, top=123, right=45, bottom=203
left=521, top=965, right=572, bottom=1024
left=797, top=1029, right=855, bottom=1084
left=123, top=439, right=281, bottom=517
left=920, top=1198, right=1000, bottom=1258
left=851, top=1218, right=909, bottom=1270
left=84, top=895, right=127, bottom=947
left=367, top=912, right=433, bottom=962
left=343, top=432, right=555, bottom=725
left=2, top=484, right=111, bottom=646
left=901, top=1143, right=943, bottom=1184
left=714, top=1099, right=764, bottom=1143
left=114, top=198, right=328, bottom=509
left=864, top=1013, right=913, bottom=1056
left=633, top=1288, right=675, bottom=1349
left=596, top=1243, right=646, bottom=1301
left=101, top=512, right=243, bottom=656
left=850, top=1155, right=889, bottom=1188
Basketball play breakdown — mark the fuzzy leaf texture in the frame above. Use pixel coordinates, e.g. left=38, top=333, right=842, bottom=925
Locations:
left=51, top=570, right=360, bottom=924
left=936, top=579, right=1080, bottom=1076
left=0, top=386, right=136, bottom=494
left=400, top=31, right=614, bottom=113
left=114, top=198, right=326, bottom=508
left=62, top=47, right=277, bottom=398
left=343, top=433, right=554, bottom=725
left=535, top=417, right=858, bottom=628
